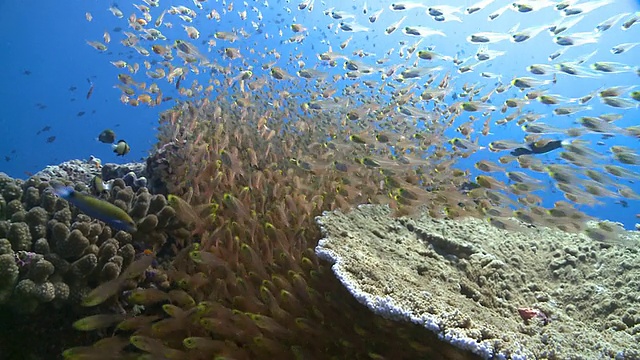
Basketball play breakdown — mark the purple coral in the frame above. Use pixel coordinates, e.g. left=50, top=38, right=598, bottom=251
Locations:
left=14, top=251, right=38, bottom=268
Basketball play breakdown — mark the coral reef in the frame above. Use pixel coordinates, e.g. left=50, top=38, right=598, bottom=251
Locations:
left=0, top=167, right=198, bottom=359
left=10, top=0, right=640, bottom=358
left=316, top=204, right=640, bottom=359
left=62, top=100, right=488, bottom=360
left=33, top=159, right=102, bottom=185
left=0, top=169, right=187, bottom=359
left=44, top=101, right=638, bottom=359
left=143, top=140, right=182, bottom=195
left=20, top=100, right=638, bottom=360
left=33, top=158, right=149, bottom=194
left=101, top=162, right=146, bottom=183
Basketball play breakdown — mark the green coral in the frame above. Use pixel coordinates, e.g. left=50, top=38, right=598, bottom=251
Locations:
left=138, top=214, right=159, bottom=232
left=14, top=279, right=40, bottom=312
left=52, top=281, right=70, bottom=304
left=53, top=207, right=73, bottom=224
left=57, top=229, right=90, bottom=260
left=25, top=206, right=48, bottom=239
left=68, top=254, right=98, bottom=282
left=6, top=200, right=24, bottom=221
left=32, top=281, right=56, bottom=302
left=40, top=190, right=57, bottom=213
left=0, top=194, right=6, bottom=219
left=99, top=261, right=121, bottom=282
left=0, top=238, right=12, bottom=254
left=13, top=278, right=56, bottom=312
left=0, top=253, right=19, bottom=303
left=23, top=187, right=40, bottom=209
left=118, top=244, right=135, bottom=268
left=27, top=259, right=55, bottom=283
left=156, top=204, right=176, bottom=228
left=130, top=190, right=151, bottom=219
left=1, top=181, right=23, bottom=202
left=33, top=238, right=50, bottom=254
left=8, top=222, right=31, bottom=251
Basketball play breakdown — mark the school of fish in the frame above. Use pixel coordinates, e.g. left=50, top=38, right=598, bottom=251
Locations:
left=84, top=0, right=639, bottom=245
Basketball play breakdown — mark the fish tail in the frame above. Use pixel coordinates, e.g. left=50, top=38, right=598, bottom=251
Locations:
left=52, top=184, right=74, bottom=199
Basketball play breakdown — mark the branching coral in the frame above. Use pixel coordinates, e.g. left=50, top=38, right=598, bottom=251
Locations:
left=0, top=168, right=202, bottom=359
left=0, top=170, right=189, bottom=359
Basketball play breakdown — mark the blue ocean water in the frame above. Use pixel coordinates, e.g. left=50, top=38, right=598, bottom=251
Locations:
left=0, top=0, right=638, bottom=228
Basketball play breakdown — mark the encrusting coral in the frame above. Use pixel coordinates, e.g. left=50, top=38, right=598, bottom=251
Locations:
left=63, top=100, right=483, bottom=360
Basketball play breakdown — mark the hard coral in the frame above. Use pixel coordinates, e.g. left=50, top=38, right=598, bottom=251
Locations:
left=0, top=252, right=19, bottom=303
left=0, top=169, right=198, bottom=358
left=0, top=172, right=183, bottom=316
left=68, top=101, right=480, bottom=360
